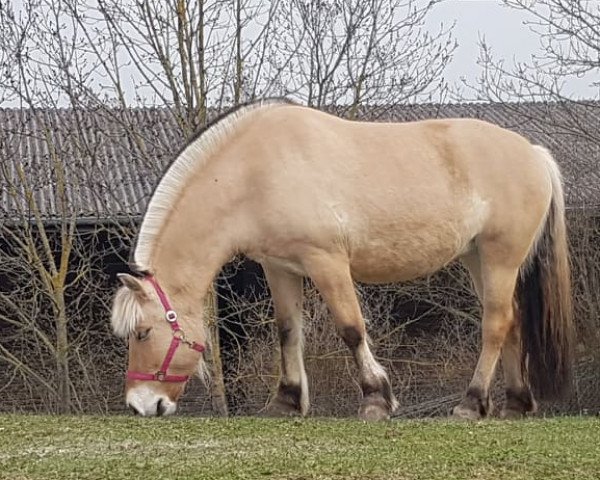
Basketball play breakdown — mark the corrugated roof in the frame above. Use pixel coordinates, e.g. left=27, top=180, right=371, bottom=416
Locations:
left=0, top=108, right=183, bottom=220
left=1, top=102, right=599, bottom=221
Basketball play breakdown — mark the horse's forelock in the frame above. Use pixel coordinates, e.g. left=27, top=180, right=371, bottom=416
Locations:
left=111, top=286, right=143, bottom=338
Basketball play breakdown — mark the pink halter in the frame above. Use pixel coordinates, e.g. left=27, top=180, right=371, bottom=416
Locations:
left=126, top=275, right=205, bottom=383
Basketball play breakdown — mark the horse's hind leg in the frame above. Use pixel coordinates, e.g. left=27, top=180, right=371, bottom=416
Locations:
left=304, top=253, right=398, bottom=421
left=263, top=264, right=309, bottom=416
left=454, top=250, right=520, bottom=420
left=500, top=318, right=537, bottom=418
left=461, top=251, right=537, bottom=419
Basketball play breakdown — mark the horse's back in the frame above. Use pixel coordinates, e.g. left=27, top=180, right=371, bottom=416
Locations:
left=233, top=106, right=552, bottom=282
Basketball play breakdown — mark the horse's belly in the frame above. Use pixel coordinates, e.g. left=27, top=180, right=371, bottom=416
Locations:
left=349, top=227, right=470, bottom=283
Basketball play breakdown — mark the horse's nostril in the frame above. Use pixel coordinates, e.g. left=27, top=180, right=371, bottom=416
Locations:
left=128, top=403, right=140, bottom=416
left=156, top=398, right=165, bottom=417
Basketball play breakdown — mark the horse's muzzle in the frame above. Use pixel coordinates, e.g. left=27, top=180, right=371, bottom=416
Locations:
left=126, top=385, right=177, bottom=417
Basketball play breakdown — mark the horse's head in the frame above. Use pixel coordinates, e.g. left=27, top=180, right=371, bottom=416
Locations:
left=111, top=273, right=206, bottom=417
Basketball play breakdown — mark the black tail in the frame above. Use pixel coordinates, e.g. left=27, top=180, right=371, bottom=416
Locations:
left=517, top=146, right=574, bottom=400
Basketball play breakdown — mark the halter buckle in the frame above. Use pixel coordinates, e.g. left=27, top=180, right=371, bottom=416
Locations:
left=155, top=371, right=166, bottom=381
left=165, top=310, right=178, bottom=323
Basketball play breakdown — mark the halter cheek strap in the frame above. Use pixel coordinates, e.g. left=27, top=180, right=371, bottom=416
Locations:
left=126, top=275, right=205, bottom=383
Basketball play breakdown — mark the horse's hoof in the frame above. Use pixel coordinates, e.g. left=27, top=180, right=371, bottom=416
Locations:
left=358, top=394, right=392, bottom=421
left=499, top=408, right=524, bottom=420
left=263, top=398, right=303, bottom=418
left=500, top=401, right=537, bottom=419
left=451, top=404, right=484, bottom=421
left=451, top=388, right=492, bottom=420
left=358, top=403, right=390, bottom=421
left=502, top=388, right=537, bottom=419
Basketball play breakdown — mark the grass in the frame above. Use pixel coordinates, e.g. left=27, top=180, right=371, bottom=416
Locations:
left=0, top=415, right=598, bottom=479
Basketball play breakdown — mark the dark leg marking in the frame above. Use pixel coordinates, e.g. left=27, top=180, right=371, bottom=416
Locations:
left=278, top=383, right=302, bottom=410
left=466, top=387, right=492, bottom=417
left=278, top=326, right=291, bottom=347
left=265, top=383, right=303, bottom=417
left=340, top=326, right=363, bottom=350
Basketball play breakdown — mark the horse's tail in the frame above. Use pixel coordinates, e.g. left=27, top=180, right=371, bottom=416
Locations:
left=516, top=145, right=574, bottom=400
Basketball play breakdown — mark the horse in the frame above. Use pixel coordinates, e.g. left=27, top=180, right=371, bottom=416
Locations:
left=111, top=99, right=573, bottom=420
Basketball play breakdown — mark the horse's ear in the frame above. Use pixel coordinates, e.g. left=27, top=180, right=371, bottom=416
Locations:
left=117, top=273, right=146, bottom=296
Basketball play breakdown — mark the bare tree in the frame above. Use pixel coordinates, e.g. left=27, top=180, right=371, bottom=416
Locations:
left=269, top=0, right=455, bottom=115
left=1, top=1, right=91, bottom=413
left=474, top=1, right=600, bottom=142
left=0, top=0, right=151, bottom=413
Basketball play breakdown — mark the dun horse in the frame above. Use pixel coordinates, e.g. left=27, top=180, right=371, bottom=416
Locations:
left=111, top=100, right=573, bottom=419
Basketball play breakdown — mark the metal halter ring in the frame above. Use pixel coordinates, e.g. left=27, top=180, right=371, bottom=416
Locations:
left=172, top=329, right=186, bottom=342
left=165, top=310, right=178, bottom=323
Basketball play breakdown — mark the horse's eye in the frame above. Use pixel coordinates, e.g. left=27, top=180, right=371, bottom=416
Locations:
left=136, top=328, right=152, bottom=342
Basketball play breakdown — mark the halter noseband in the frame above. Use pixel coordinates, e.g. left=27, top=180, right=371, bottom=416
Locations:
left=126, top=275, right=205, bottom=383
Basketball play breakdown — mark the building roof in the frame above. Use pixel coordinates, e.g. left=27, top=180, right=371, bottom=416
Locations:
left=0, top=107, right=183, bottom=222
left=1, top=101, right=599, bottom=221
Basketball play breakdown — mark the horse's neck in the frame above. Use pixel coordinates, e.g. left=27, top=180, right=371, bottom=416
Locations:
left=148, top=205, right=236, bottom=304
left=143, top=137, right=246, bottom=300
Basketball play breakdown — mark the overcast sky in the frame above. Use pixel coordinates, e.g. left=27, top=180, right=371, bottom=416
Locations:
left=3, top=0, right=598, bottom=104
left=426, top=0, right=597, bottom=99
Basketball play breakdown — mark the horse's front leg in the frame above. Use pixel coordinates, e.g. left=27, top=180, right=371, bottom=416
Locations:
left=305, top=252, right=398, bottom=421
left=263, top=264, right=309, bottom=416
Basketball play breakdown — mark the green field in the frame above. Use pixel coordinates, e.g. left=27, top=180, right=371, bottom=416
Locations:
left=0, top=415, right=598, bottom=479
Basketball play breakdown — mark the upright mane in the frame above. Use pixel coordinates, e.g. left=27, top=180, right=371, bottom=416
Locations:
left=133, top=99, right=292, bottom=271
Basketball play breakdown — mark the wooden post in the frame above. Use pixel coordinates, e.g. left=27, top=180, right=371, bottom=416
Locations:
left=205, top=283, right=229, bottom=416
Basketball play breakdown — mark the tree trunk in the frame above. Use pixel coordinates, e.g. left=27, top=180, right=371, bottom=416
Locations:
left=55, top=292, right=71, bottom=414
